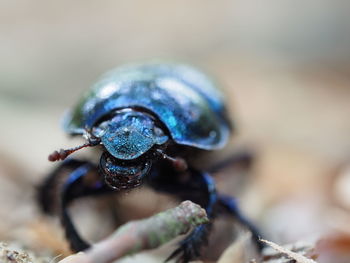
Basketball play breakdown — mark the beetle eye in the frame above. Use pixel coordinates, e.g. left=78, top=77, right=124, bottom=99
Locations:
left=92, top=122, right=108, bottom=137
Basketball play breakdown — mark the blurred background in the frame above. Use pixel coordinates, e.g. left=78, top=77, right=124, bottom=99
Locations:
left=1, top=1, right=350, bottom=262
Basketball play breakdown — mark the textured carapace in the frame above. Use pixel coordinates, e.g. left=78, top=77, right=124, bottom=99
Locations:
left=63, top=62, right=232, bottom=151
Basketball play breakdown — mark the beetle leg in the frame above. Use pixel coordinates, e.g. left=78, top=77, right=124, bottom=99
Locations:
left=217, top=194, right=264, bottom=250
left=208, top=151, right=253, bottom=173
left=167, top=172, right=216, bottom=263
left=38, top=159, right=87, bottom=215
left=38, top=159, right=113, bottom=252
left=149, top=168, right=217, bottom=263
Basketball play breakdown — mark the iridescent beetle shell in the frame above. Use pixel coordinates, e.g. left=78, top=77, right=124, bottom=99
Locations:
left=64, top=62, right=232, bottom=151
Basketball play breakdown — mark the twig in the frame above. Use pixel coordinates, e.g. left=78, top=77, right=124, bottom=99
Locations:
left=260, top=239, right=317, bottom=263
left=58, top=200, right=208, bottom=263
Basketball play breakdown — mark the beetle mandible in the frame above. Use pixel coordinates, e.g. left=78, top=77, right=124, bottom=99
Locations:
left=39, top=62, right=261, bottom=263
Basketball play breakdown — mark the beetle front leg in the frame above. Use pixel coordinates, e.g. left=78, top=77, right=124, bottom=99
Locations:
left=149, top=168, right=217, bottom=263
left=217, top=194, right=264, bottom=250
left=38, top=159, right=114, bottom=252
left=38, top=159, right=88, bottom=215
left=62, top=162, right=116, bottom=252
left=168, top=172, right=217, bottom=263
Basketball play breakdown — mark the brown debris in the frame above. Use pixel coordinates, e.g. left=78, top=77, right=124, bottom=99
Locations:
left=0, top=243, right=50, bottom=263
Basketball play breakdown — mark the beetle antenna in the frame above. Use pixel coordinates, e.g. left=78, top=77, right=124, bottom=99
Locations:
left=48, top=140, right=100, bottom=162
left=155, top=149, right=188, bottom=172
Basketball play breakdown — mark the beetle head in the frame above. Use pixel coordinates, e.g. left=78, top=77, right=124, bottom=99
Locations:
left=48, top=109, right=170, bottom=190
left=95, top=110, right=169, bottom=160
left=95, top=110, right=168, bottom=189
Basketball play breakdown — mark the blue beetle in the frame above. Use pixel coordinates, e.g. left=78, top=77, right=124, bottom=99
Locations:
left=39, top=62, right=261, bottom=263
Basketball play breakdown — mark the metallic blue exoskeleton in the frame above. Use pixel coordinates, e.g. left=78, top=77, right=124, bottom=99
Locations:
left=39, top=62, right=261, bottom=263
left=65, top=62, right=231, bottom=149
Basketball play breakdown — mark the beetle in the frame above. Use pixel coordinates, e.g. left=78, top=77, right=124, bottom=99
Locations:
left=38, top=62, right=261, bottom=262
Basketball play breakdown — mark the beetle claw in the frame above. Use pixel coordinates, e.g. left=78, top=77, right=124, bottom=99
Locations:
left=165, top=225, right=210, bottom=263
